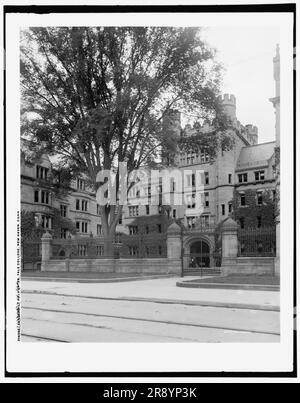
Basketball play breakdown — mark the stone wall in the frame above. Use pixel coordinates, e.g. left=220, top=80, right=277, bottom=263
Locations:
left=43, top=257, right=181, bottom=275
left=221, top=257, right=275, bottom=276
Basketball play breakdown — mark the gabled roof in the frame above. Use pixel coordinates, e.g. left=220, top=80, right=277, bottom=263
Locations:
left=236, top=141, right=276, bottom=171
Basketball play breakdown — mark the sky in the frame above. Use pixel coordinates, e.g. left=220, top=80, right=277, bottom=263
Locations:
left=190, top=26, right=280, bottom=144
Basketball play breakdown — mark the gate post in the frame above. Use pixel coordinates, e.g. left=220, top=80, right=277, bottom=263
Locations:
left=166, top=222, right=182, bottom=276
left=41, top=231, right=52, bottom=271
left=166, top=222, right=181, bottom=259
left=221, top=218, right=238, bottom=276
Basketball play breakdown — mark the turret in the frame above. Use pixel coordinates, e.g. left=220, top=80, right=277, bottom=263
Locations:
left=218, top=93, right=236, bottom=120
left=163, top=109, right=181, bottom=137
left=273, top=44, right=280, bottom=98
left=269, top=44, right=280, bottom=147
left=245, top=124, right=258, bottom=145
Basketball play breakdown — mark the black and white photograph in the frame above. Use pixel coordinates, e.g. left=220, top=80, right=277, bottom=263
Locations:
left=2, top=1, right=297, bottom=379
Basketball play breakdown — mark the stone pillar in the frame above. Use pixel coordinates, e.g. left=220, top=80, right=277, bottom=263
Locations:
left=41, top=231, right=52, bottom=271
left=275, top=218, right=280, bottom=277
left=221, top=218, right=238, bottom=275
left=166, top=222, right=182, bottom=259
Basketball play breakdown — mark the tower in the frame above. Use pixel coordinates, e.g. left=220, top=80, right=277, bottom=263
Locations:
left=245, top=124, right=258, bottom=145
left=269, top=44, right=280, bottom=146
left=163, top=109, right=181, bottom=138
left=218, top=93, right=236, bottom=120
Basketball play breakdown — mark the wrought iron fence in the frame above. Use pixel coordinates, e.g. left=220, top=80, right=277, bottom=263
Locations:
left=22, top=241, right=41, bottom=270
left=238, top=226, right=276, bottom=257
left=51, top=235, right=122, bottom=259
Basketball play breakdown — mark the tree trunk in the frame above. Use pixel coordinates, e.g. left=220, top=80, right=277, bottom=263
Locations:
left=100, top=205, right=122, bottom=258
left=103, top=233, right=115, bottom=258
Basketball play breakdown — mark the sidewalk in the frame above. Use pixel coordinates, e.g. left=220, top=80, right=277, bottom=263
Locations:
left=21, top=276, right=280, bottom=311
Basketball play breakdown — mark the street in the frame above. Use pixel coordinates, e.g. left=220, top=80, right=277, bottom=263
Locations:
left=21, top=278, right=280, bottom=343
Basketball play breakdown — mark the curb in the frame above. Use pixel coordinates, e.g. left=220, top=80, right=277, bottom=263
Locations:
left=21, top=273, right=177, bottom=283
left=22, top=290, right=280, bottom=312
left=176, top=281, right=280, bottom=292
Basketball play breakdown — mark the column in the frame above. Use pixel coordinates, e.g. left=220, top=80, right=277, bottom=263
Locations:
left=41, top=231, right=52, bottom=271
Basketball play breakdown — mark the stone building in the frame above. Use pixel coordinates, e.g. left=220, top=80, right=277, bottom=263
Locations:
left=21, top=47, right=280, bottom=269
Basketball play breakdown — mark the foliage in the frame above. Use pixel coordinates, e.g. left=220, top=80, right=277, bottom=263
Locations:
left=21, top=208, right=77, bottom=241
left=21, top=210, right=44, bottom=242
left=20, top=26, right=229, bottom=255
left=231, top=189, right=275, bottom=228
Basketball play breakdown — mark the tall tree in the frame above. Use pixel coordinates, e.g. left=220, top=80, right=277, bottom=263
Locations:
left=21, top=26, right=229, bottom=256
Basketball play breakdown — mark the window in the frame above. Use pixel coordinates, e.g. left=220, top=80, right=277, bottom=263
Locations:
left=96, top=245, right=104, bottom=256
left=129, top=246, right=139, bottom=256
left=158, top=245, right=162, bottom=256
left=228, top=202, right=232, bottom=213
left=254, top=171, right=265, bottom=181
left=187, top=194, right=196, bottom=209
left=187, top=216, right=196, bottom=229
left=204, top=192, right=209, bottom=207
left=228, top=174, right=232, bottom=184
left=97, top=224, right=102, bottom=236
left=146, top=205, right=150, bottom=215
left=78, top=245, right=87, bottom=256
left=145, top=225, right=149, bottom=234
left=157, top=224, right=162, bottom=233
left=118, top=215, right=122, bottom=224
left=240, top=194, right=246, bottom=206
left=172, top=209, right=176, bottom=218
left=238, top=173, right=248, bottom=183
left=129, top=226, right=138, bottom=235
left=171, top=179, right=176, bottom=193
left=81, top=222, right=88, bottom=233
left=76, top=199, right=88, bottom=211
left=61, top=228, right=67, bottom=239
left=41, top=215, right=52, bottom=229
left=204, top=172, right=209, bottom=185
left=192, top=173, right=195, bottom=187
left=60, top=205, right=67, bottom=217
left=81, top=200, right=88, bottom=211
left=76, top=221, right=88, bottom=233
left=239, top=217, right=245, bottom=229
left=146, top=247, right=150, bottom=257
left=257, top=216, right=262, bottom=228
left=77, top=178, right=85, bottom=190
left=40, top=190, right=50, bottom=204
left=201, top=215, right=210, bottom=227
left=257, top=191, right=263, bottom=206
left=129, top=206, right=139, bottom=217
left=36, top=165, right=48, bottom=180
left=221, top=204, right=225, bottom=216
left=97, top=204, right=101, bottom=215
left=34, top=190, right=39, bottom=203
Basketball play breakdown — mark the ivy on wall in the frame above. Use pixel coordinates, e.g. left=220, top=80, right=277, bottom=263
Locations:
left=21, top=208, right=77, bottom=241
left=231, top=188, right=275, bottom=228
left=119, top=212, right=172, bottom=257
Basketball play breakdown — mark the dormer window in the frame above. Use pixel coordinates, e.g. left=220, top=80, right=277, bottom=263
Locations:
left=77, top=178, right=85, bottom=190
left=254, top=171, right=265, bottom=181
left=238, top=173, right=248, bottom=183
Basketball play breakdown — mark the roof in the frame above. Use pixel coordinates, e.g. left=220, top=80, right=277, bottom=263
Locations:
left=236, top=141, right=275, bottom=170
left=167, top=222, right=181, bottom=234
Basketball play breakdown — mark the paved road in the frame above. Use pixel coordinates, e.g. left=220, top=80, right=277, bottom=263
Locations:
left=21, top=291, right=280, bottom=342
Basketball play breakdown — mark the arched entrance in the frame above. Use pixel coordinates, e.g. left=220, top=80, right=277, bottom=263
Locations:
left=189, top=239, right=210, bottom=268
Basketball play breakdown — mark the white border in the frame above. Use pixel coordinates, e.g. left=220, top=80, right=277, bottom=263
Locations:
left=4, top=10, right=294, bottom=375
